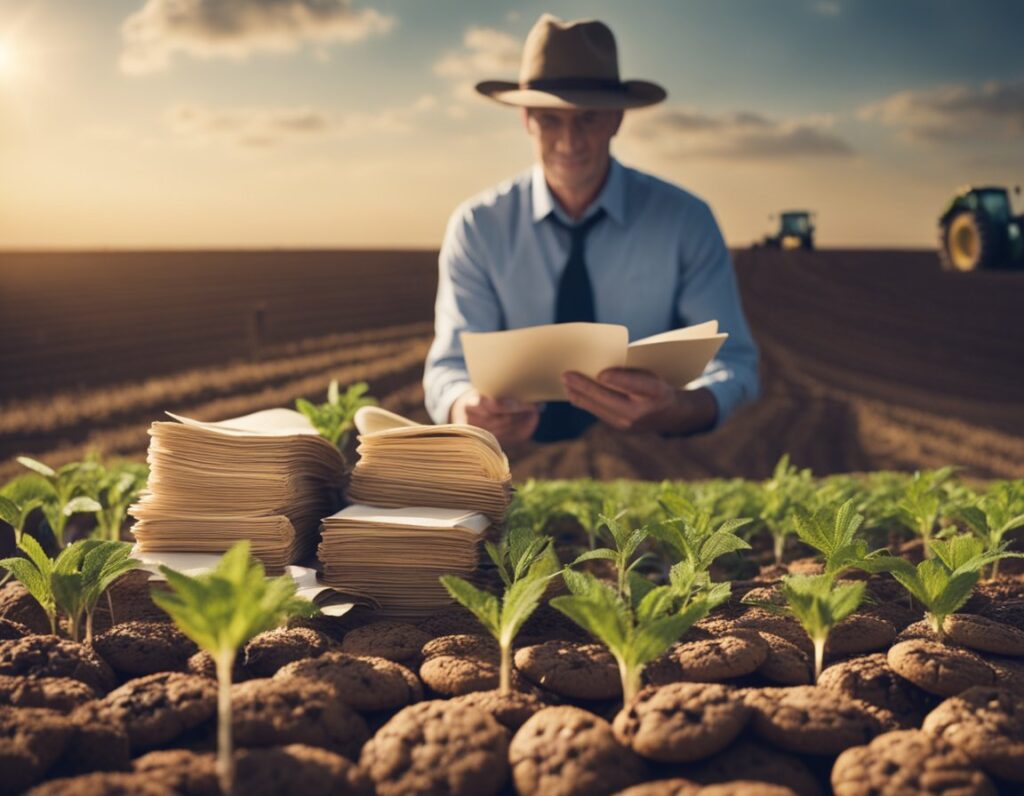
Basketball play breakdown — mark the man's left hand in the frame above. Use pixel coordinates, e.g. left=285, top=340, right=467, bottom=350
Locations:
left=561, top=368, right=718, bottom=435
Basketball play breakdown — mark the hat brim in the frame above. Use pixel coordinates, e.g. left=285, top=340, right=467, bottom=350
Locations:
left=475, top=79, right=666, bottom=110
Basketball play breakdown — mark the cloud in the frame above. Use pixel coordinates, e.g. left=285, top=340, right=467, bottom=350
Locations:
left=628, top=107, right=855, bottom=160
left=167, top=104, right=331, bottom=148
left=434, top=25, right=520, bottom=105
left=859, top=78, right=1024, bottom=143
left=121, top=0, right=395, bottom=74
left=166, top=96, right=436, bottom=148
left=434, top=26, right=521, bottom=79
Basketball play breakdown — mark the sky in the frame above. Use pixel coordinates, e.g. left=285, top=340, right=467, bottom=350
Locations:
left=1, top=0, right=1022, bottom=249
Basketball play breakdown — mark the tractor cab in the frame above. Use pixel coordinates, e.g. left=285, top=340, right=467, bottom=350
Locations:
left=762, top=210, right=815, bottom=250
left=938, top=185, right=1023, bottom=271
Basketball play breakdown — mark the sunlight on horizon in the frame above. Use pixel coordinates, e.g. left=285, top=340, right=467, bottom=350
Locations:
left=0, top=40, right=13, bottom=78
left=1, top=1, right=1022, bottom=250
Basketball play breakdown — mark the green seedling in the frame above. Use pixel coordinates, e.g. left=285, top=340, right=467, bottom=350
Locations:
left=152, top=541, right=316, bottom=795
left=441, top=527, right=559, bottom=694
left=295, top=379, right=377, bottom=451
left=760, top=454, right=814, bottom=564
left=0, top=535, right=60, bottom=634
left=563, top=486, right=611, bottom=551
left=0, top=537, right=139, bottom=642
left=57, top=541, right=140, bottom=643
left=86, top=459, right=149, bottom=542
left=551, top=563, right=729, bottom=702
left=651, top=493, right=752, bottom=574
left=792, top=498, right=889, bottom=577
left=0, top=473, right=52, bottom=554
left=16, top=456, right=101, bottom=547
left=895, top=467, right=957, bottom=558
left=873, top=534, right=1023, bottom=640
left=954, top=482, right=1024, bottom=580
left=569, top=511, right=651, bottom=601
left=744, top=573, right=865, bottom=683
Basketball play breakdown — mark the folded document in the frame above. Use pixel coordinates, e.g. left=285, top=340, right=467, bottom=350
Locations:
left=461, top=320, right=727, bottom=402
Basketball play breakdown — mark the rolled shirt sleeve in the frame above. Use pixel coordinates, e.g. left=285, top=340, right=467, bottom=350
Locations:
left=675, top=202, right=761, bottom=428
left=423, top=204, right=504, bottom=425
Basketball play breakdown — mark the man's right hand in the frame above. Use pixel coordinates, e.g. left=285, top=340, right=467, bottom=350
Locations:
left=449, top=388, right=540, bottom=446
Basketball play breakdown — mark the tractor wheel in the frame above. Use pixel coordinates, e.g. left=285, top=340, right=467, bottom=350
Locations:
left=939, top=211, right=1001, bottom=271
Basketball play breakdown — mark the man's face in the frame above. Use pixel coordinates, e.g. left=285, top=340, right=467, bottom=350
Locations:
left=523, top=107, right=624, bottom=194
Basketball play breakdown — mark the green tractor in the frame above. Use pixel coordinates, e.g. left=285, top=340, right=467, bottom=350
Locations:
left=761, top=210, right=815, bottom=251
left=938, top=185, right=1024, bottom=271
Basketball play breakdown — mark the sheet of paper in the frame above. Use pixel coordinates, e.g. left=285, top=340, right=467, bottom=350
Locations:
left=353, top=406, right=422, bottom=435
left=624, top=333, right=728, bottom=387
left=325, top=503, right=491, bottom=533
left=165, top=408, right=319, bottom=437
left=462, top=322, right=629, bottom=402
left=132, top=548, right=225, bottom=579
left=629, top=320, right=718, bottom=347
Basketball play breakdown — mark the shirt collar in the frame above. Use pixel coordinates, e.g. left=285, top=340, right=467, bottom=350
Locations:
left=531, top=157, right=627, bottom=227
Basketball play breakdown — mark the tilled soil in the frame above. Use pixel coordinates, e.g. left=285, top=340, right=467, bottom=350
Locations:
left=2, top=567, right=1023, bottom=795
left=3, top=249, right=1023, bottom=483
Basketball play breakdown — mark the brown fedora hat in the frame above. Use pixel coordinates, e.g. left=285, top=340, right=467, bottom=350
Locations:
left=476, top=14, right=666, bottom=110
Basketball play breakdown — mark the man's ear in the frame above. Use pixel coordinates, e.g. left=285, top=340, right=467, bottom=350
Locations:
left=521, top=107, right=532, bottom=132
left=610, top=109, right=625, bottom=136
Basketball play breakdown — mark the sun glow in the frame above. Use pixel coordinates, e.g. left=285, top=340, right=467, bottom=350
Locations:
left=0, top=40, right=15, bottom=78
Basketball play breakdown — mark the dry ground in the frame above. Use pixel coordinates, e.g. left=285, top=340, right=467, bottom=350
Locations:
left=1, top=248, right=1021, bottom=481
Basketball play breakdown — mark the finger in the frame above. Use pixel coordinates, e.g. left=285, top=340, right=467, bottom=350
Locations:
left=564, top=382, right=642, bottom=430
left=505, top=413, right=540, bottom=443
left=564, top=372, right=637, bottom=413
left=477, top=394, right=536, bottom=416
left=490, top=412, right=539, bottom=444
left=467, top=404, right=536, bottom=425
left=481, top=417, right=518, bottom=438
left=563, top=387, right=630, bottom=429
left=597, top=368, right=666, bottom=399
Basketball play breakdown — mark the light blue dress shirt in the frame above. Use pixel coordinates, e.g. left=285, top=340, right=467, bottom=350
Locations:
left=423, top=157, right=760, bottom=432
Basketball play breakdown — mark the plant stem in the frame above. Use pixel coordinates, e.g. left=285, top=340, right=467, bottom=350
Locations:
left=499, top=642, right=511, bottom=696
left=773, top=532, right=786, bottom=565
left=618, top=658, right=641, bottom=705
left=929, top=613, right=945, bottom=641
left=48, top=612, right=57, bottom=636
left=813, top=636, right=826, bottom=684
left=990, top=558, right=1001, bottom=581
left=107, top=590, right=116, bottom=626
left=85, top=610, right=95, bottom=646
left=215, top=652, right=236, bottom=795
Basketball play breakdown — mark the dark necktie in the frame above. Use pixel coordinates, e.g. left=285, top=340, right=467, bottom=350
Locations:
left=533, top=208, right=606, bottom=443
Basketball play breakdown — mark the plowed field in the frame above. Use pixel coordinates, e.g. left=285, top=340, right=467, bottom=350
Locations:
left=2, top=248, right=1021, bottom=481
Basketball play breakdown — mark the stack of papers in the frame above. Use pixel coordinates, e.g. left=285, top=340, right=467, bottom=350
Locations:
left=318, top=505, right=490, bottom=618
left=129, top=408, right=347, bottom=573
left=345, top=406, right=513, bottom=521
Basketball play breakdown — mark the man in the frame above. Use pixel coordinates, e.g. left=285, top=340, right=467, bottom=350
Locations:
left=424, top=14, right=759, bottom=445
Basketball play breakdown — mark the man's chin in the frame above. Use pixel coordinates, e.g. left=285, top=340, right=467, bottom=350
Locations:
left=550, top=166, right=596, bottom=191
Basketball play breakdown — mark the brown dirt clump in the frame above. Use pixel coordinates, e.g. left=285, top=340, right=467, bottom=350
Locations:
left=509, top=705, right=646, bottom=796
left=831, top=729, right=995, bottom=796
left=360, top=700, right=508, bottom=796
